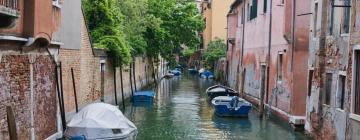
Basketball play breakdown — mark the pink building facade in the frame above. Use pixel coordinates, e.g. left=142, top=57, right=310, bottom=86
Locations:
left=226, top=0, right=310, bottom=127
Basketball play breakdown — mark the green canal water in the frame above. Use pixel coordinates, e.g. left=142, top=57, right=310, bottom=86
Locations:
left=123, top=75, right=310, bottom=140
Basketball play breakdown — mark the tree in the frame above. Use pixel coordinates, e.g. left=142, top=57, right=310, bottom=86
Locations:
left=82, top=0, right=204, bottom=68
left=83, top=0, right=132, bottom=66
left=145, top=0, right=205, bottom=65
left=202, top=38, right=227, bottom=70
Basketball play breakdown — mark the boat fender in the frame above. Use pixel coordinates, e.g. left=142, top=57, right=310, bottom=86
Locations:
left=230, top=96, right=239, bottom=110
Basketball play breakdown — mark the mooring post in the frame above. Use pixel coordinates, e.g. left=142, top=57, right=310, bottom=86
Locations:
left=113, top=65, right=118, bottom=105
left=129, top=63, right=134, bottom=102
left=71, top=68, right=79, bottom=113
left=6, top=106, right=17, bottom=140
left=120, top=62, right=125, bottom=110
left=133, top=61, right=137, bottom=91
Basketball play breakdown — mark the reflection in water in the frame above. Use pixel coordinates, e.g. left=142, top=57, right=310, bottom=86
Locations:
left=124, top=75, right=310, bottom=140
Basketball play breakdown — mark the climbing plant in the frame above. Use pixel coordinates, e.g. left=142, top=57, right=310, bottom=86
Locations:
left=202, top=38, right=227, bottom=70
left=83, top=0, right=132, bottom=66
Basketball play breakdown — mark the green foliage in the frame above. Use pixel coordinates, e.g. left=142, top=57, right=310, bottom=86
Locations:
left=145, top=0, right=205, bottom=62
left=202, top=38, right=227, bottom=70
left=82, top=0, right=205, bottom=66
left=183, top=48, right=195, bottom=59
left=83, top=0, right=132, bottom=66
left=96, top=36, right=132, bottom=65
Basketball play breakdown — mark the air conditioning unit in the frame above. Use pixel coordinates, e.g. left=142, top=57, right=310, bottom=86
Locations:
left=52, top=0, right=61, bottom=8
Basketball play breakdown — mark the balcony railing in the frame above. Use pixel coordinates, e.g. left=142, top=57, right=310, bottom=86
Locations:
left=0, top=0, right=19, bottom=10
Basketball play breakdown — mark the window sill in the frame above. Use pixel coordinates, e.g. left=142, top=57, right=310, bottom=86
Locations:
left=349, top=113, right=360, bottom=122
left=322, top=104, right=331, bottom=108
left=276, top=4, right=285, bottom=7
left=336, top=108, right=345, bottom=113
left=340, top=33, right=350, bottom=37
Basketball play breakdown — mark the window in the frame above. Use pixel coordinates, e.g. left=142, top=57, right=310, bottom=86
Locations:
left=341, top=0, right=351, bottom=34
left=313, top=3, right=319, bottom=37
left=325, top=73, right=333, bottom=105
left=241, top=7, right=245, bottom=24
left=337, top=75, right=346, bottom=109
left=308, top=70, right=314, bottom=97
left=263, top=0, right=267, bottom=13
left=281, top=0, right=284, bottom=4
left=250, top=0, right=258, bottom=20
left=329, top=0, right=335, bottom=35
left=247, top=3, right=251, bottom=21
left=277, top=54, right=283, bottom=81
left=354, top=51, right=360, bottom=115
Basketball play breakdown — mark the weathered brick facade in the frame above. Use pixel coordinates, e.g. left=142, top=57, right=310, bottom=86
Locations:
left=60, top=10, right=156, bottom=120
left=0, top=53, right=58, bottom=140
left=305, top=0, right=360, bottom=139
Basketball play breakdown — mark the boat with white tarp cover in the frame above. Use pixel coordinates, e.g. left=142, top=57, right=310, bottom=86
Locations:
left=64, top=103, right=137, bottom=140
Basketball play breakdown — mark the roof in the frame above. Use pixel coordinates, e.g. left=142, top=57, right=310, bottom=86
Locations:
left=228, top=0, right=243, bottom=14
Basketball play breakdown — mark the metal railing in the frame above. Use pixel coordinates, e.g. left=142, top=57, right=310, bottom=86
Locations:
left=0, top=0, right=19, bottom=10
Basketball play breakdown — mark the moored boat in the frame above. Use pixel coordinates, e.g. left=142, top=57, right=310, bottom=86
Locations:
left=211, top=96, right=252, bottom=117
left=200, top=70, right=214, bottom=79
left=169, top=70, right=181, bottom=76
left=65, top=103, right=137, bottom=140
left=163, top=73, right=174, bottom=79
left=206, top=85, right=238, bottom=100
left=133, top=90, right=155, bottom=102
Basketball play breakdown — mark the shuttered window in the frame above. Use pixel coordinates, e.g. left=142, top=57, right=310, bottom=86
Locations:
left=250, top=0, right=258, bottom=20
left=308, top=70, right=314, bottom=97
left=263, top=0, right=267, bottom=13
left=341, top=0, right=351, bottom=34
left=355, top=52, right=360, bottom=115
left=325, top=73, right=333, bottom=105
left=337, top=75, right=346, bottom=109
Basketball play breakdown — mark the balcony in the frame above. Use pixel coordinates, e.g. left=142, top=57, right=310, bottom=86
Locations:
left=0, top=0, right=20, bottom=28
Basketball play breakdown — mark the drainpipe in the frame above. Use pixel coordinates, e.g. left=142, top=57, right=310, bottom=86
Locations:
left=29, top=54, right=36, bottom=140
left=290, top=0, right=296, bottom=71
left=262, top=0, right=273, bottom=117
left=240, top=3, right=246, bottom=96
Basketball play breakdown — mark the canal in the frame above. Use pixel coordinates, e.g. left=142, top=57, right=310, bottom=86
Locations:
left=123, top=75, right=310, bottom=140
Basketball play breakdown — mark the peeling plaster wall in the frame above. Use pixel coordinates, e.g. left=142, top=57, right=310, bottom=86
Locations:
left=226, top=0, right=310, bottom=124
left=305, top=0, right=360, bottom=139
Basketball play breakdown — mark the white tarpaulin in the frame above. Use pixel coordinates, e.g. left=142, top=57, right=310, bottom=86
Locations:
left=65, top=103, right=137, bottom=140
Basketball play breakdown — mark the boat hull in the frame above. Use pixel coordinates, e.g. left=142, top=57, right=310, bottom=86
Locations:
left=133, top=95, right=154, bottom=102
left=213, top=105, right=251, bottom=117
left=211, top=96, right=252, bottom=117
left=133, top=91, right=155, bottom=102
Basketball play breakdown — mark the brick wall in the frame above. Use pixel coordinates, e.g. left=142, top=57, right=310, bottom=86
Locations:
left=60, top=12, right=157, bottom=120
left=0, top=54, right=57, bottom=140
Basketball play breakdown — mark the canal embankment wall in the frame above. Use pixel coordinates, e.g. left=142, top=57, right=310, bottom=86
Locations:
left=59, top=10, right=161, bottom=122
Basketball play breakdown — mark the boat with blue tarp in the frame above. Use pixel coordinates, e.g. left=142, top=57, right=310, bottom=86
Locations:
left=211, top=96, right=252, bottom=117
left=133, top=90, right=155, bottom=102
left=200, top=70, right=214, bottom=79
left=206, top=85, right=238, bottom=100
left=169, top=70, right=181, bottom=76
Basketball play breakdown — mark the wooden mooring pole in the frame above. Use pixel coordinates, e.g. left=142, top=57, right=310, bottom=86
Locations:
left=6, top=106, right=17, bottom=140
left=71, top=68, right=79, bottom=113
